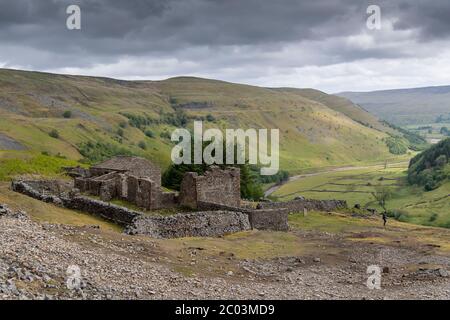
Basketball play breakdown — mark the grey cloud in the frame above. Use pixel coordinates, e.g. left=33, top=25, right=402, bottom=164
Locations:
left=0, top=0, right=449, bottom=92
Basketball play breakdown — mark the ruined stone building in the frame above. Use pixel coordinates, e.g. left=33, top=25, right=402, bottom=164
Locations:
left=179, top=166, right=240, bottom=209
left=14, top=157, right=346, bottom=238
left=73, top=156, right=175, bottom=210
left=72, top=157, right=241, bottom=211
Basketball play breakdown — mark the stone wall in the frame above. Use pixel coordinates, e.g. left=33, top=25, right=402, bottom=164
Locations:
left=12, top=180, right=288, bottom=237
left=179, top=167, right=240, bottom=209
left=196, top=167, right=240, bottom=207
left=11, top=180, right=141, bottom=226
left=62, top=196, right=140, bottom=226
left=160, top=192, right=178, bottom=209
left=125, top=211, right=251, bottom=239
left=179, top=173, right=198, bottom=208
left=247, top=209, right=289, bottom=231
left=257, top=199, right=347, bottom=213
left=197, top=201, right=289, bottom=231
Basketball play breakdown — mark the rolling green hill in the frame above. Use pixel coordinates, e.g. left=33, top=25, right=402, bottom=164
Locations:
left=0, top=69, right=408, bottom=179
left=274, top=88, right=398, bottom=134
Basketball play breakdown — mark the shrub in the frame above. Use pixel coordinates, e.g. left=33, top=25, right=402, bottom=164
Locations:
left=162, top=108, right=188, bottom=127
left=119, top=121, right=127, bottom=128
left=78, top=141, right=133, bottom=163
left=387, top=209, right=410, bottom=222
left=145, top=130, right=155, bottom=138
left=117, top=128, right=124, bottom=137
left=49, top=129, right=60, bottom=139
left=429, top=212, right=438, bottom=223
left=120, top=112, right=156, bottom=129
left=160, top=131, right=171, bottom=139
left=62, top=110, right=72, bottom=118
left=138, top=141, right=147, bottom=150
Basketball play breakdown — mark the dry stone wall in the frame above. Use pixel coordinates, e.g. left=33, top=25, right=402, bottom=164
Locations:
left=258, top=199, right=347, bottom=213
left=11, top=180, right=141, bottom=226
left=125, top=211, right=251, bottom=238
left=247, top=209, right=289, bottom=231
left=197, top=201, right=289, bottom=231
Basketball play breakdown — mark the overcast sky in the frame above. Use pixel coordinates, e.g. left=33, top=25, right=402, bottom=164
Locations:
left=1, top=0, right=450, bottom=93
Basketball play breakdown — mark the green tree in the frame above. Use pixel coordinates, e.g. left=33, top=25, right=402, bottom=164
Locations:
left=162, top=139, right=264, bottom=200
left=371, top=186, right=392, bottom=212
left=49, top=129, right=60, bottom=139
left=138, top=141, right=147, bottom=150
left=62, top=110, right=72, bottom=118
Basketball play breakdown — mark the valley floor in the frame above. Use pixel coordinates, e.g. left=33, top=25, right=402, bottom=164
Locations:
left=272, top=162, right=450, bottom=228
left=0, top=187, right=449, bottom=300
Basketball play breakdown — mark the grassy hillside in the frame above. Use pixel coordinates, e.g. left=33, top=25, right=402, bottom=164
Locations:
left=276, top=88, right=397, bottom=134
left=408, top=138, right=450, bottom=190
left=338, top=86, right=450, bottom=126
left=0, top=69, right=404, bottom=179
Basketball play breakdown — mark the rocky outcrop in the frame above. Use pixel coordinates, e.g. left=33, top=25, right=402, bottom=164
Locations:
left=125, top=211, right=251, bottom=238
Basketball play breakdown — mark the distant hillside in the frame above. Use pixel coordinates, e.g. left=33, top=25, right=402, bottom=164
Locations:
left=0, top=69, right=408, bottom=178
left=275, top=88, right=397, bottom=134
left=337, top=86, right=450, bottom=125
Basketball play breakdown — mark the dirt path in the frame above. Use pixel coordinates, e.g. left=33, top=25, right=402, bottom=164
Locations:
left=264, top=161, right=409, bottom=197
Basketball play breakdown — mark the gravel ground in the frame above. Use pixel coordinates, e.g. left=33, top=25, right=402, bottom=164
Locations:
left=0, top=204, right=449, bottom=300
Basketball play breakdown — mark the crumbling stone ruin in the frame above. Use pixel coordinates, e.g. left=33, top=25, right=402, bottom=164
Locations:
left=71, top=156, right=176, bottom=210
left=11, top=156, right=347, bottom=239
left=71, top=158, right=242, bottom=212
left=179, top=166, right=240, bottom=209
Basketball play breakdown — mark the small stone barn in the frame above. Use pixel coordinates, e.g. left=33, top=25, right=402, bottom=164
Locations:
left=74, top=156, right=175, bottom=210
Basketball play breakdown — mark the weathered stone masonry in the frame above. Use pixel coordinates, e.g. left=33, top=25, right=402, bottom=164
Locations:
left=257, top=198, right=347, bottom=213
left=11, top=180, right=252, bottom=238
left=197, top=201, right=289, bottom=232
left=126, top=211, right=251, bottom=239
left=180, top=167, right=240, bottom=209
left=11, top=180, right=140, bottom=226
left=13, top=157, right=348, bottom=239
left=71, top=156, right=177, bottom=210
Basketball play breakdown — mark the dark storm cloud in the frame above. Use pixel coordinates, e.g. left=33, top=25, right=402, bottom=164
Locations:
left=0, top=0, right=371, bottom=65
left=0, top=0, right=450, bottom=91
left=392, top=0, right=450, bottom=41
